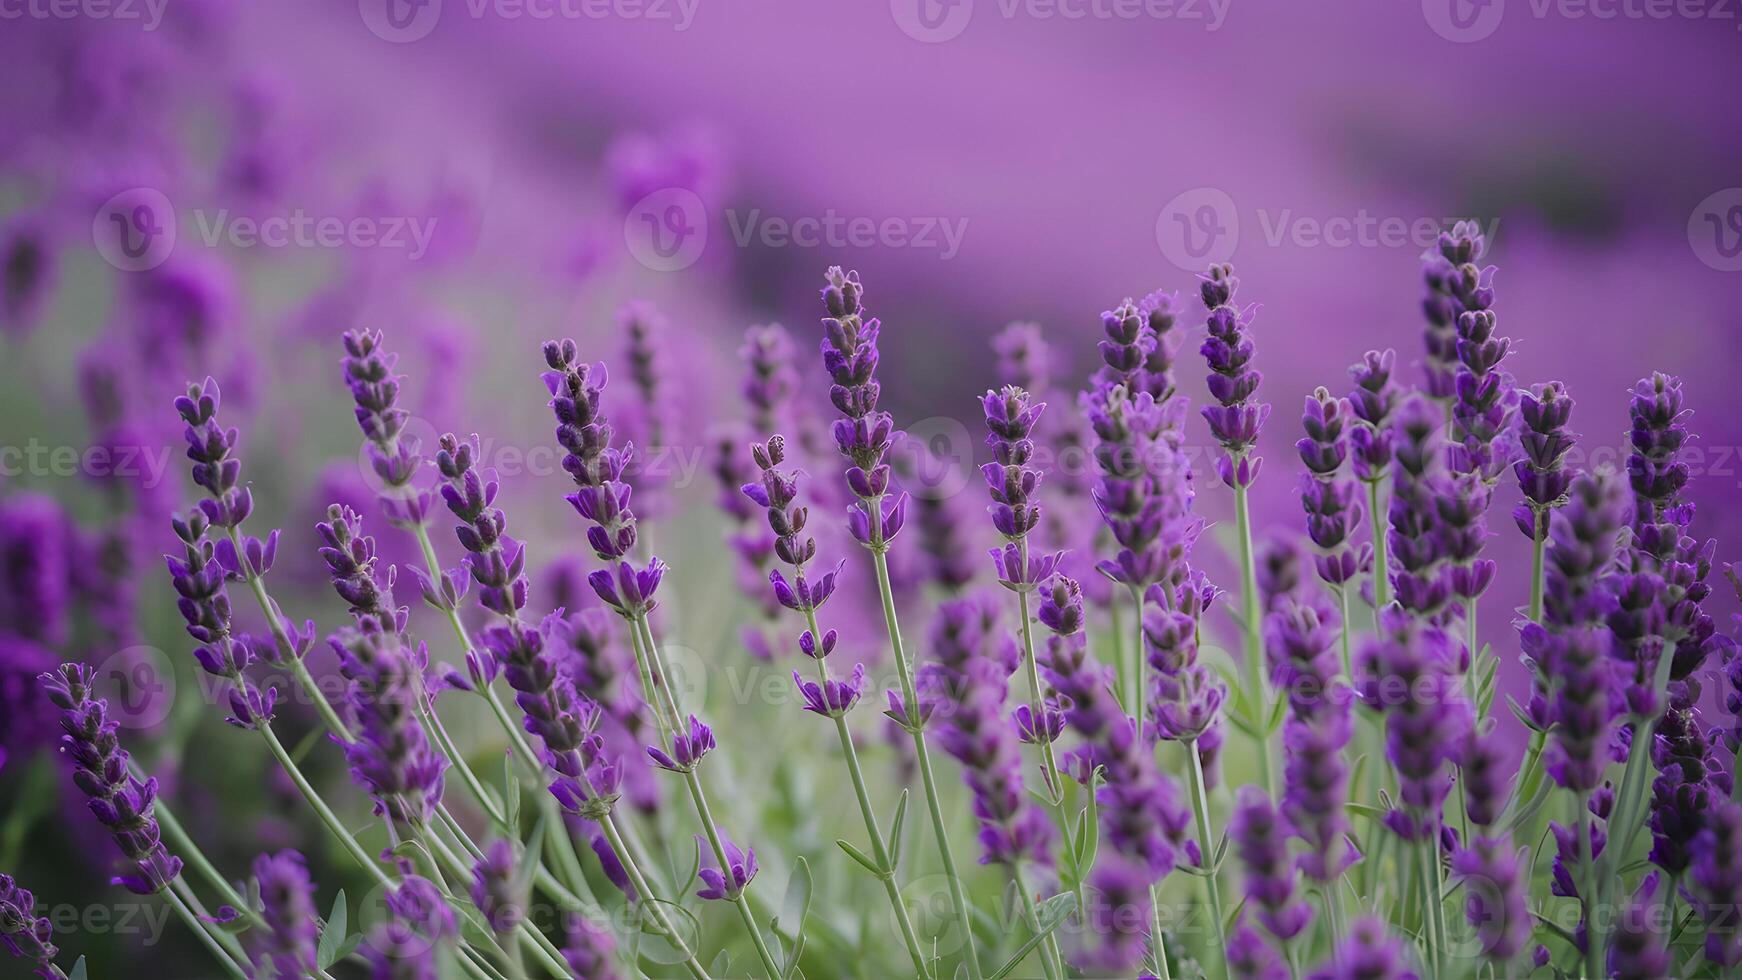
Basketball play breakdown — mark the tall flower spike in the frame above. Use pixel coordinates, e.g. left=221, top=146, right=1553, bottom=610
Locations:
left=1144, top=582, right=1224, bottom=743
left=366, top=874, right=457, bottom=977
left=1199, top=263, right=1269, bottom=488
left=1420, top=219, right=1494, bottom=402
left=329, top=620, right=447, bottom=831
left=316, top=504, right=407, bottom=633
left=39, top=664, right=183, bottom=894
left=1386, top=395, right=1449, bottom=618
left=341, top=329, right=433, bottom=527
left=1689, top=800, right=1742, bottom=968
left=1450, top=834, right=1530, bottom=964
left=1307, top=918, right=1418, bottom=980
left=163, top=507, right=276, bottom=727
left=436, top=433, right=529, bottom=618
left=251, top=850, right=320, bottom=979
left=1513, top=381, right=1577, bottom=540
left=0, top=873, right=57, bottom=977
left=470, top=839, right=525, bottom=937
left=563, top=914, right=622, bottom=980
left=620, top=302, right=674, bottom=519
left=1358, top=611, right=1470, bottom=840
left=1230, top=786, right=1312, bottom=944
left=818, top=267, right=907, bottom=549
left=1296, top=387, right=1367, bottom=586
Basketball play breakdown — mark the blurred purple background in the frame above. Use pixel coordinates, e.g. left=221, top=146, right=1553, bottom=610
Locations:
left=3, top=0, right=1740, bottom=730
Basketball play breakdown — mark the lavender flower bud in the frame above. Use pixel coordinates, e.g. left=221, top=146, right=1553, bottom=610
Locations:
left=39, top=664, right=183, bottom=894
left=695, top=832, right=758, bottom=901
left=1450, top=835, right=1529, bottom=963
left=341, top=330, right=433, bottom=527
left=330, top=622, right=446, bottom=830
left=1307, top=917, right=1417, bottom=980
left=563, top=915, right=622, bottom=980
left=252, top=850, right=319, bottom=978
left=1420, top=220, right=1493, bottom=402
left=818, top=267, right=907, bottom=548
left=470, top=839, right=525, bottom=936
left=1230, top=786, right=1311, bottom=942
left=0, top=873, right=57, bottom=975
left=1513, top=381, right=1577, bottom=539
left=1199, top=263, right=1270, bottom=486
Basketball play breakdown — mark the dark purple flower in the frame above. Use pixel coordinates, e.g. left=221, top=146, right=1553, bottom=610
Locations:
left=1609, top=871, right=1673, bottom=980
left=1385, top=396, right=1450, bottom=618
left=479, top=617, right=617, bottom=817
left=329, top=621, right=446, bottom=830
left=563, top=914, right=622, bottom=980
left=1282, top=696, right=1357, bottom=883
left=1230, top=786, right=1311, bottom=942
left=252, top=850, right=319, bottom=978
left=696, top=832, right=758, bottom=901
left=341, top=330, right=433, bottom=528
left=1358, top=610, right=1470, bottom=838
left=1308, top=917, right=1418, bottom=980
left=316, top=504, right=407, bottom=632
left=1450, top=835, right=1529, bottom=963
left=1297, top=386, right=1369, bottom=588
left=1689, top=799, right=1742, bottom=967
left=0, top=494, right=71, bottom=647
left=1144, top=587, right=1224, bottom=742
left=0, top=872, right=56, bottom=976
left=1198, top=263, right=1270, bottom=486
left=1513, top=381, right=1577, bottom=540
left=366, top=874, right=457, bottom=979
left=436, top=434, right=529, bottom=618
left=470, top=839, right=524, bottom=936
left=39, top=664, right=183, bottom=894
left=1226, top=918, right=1289, bottom=980
left=1457, top=728, right=1511, bottom=829
left=647, top=715, right=715, bottom=772
left=1420, top=220, right=1493, bottom=402
left=981, top=385, right=1047, bottom=544
left=794, top=663, right=866, bottom=718
left=817, top=267, right=907, bottom=548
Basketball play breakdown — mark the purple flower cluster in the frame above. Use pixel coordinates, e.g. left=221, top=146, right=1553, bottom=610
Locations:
left=818, top=267, right=907, bottom=549
left=436, top=433, right=528, bottom=619
left=1513, top=381, right=1577, bottom=540
left=696, top=833, right=759, bottom=902
left=1309, top=917, right=1418, bottom=980
left=39, top=664, right=182, bottom=894
left=341, top=329, right=433, bottom=527
left=1230, top=785, right=1311, bottom=944
left=563, top=915, right=621, bottom=980
left=1346, top=350, right=1399, bottom=483
left=1385, top=396, right=1450, bottom=618
left=469, top=839, right=524, bottom=936
left=1690, top=800, right=1742, bottom=967
left=982, top=386, right=1061, bottom=590
left=1271, top=593, right=1357, bottom=882
left=251, top=850, right=319, bottom=978
left=328, top=620, right=446, bottom=830
left=1296, top=388, right=1366, bottom=586
left=366, top=874, right=457, bottom=978
left=1199, top=263, right=1269, bottom=488
left=1358, top=611, right=1470, bottom=840
left=0, top=873, right=56, bottom=977
left=1449, top=833, right=1529, bottom=963
left=1143, top=582, right=1223, bottom=742
left=1419, top=220, right=1494, bottom=402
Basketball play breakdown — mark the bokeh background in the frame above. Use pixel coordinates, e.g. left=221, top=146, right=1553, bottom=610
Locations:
left=2, top=0, right=1740, bottom=975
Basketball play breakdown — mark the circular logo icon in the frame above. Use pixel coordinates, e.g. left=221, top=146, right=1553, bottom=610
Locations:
left=658, top=641, right=712, bottom=712
left=623, top=188, right=708, bottom=273
left=1422, top=0, right=1504, bottom=43
left=892, top=416, right=975, bottom=502
left=93, top=188, right=175, bottom=272
left=891, top=0, right=973, bottom=42
left=89, top=646, right=177, bottom=730
left=1689, top=188, right=1742, bottom=272
left=1155, top=187, right=1238, bottom=272
left=360, top=0, right=442, bottom=43
left=895, top=874, right=971, bottom=955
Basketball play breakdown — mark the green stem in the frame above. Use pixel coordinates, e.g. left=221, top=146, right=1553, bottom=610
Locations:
left=1365, top=477, right=1390, bottom=610
left=1527, top=518, right=1546, bottom=624
left=147, top=778, right=258, bottom=928
left=1578, top=796, right=1601, bottom=980
left=1011, top=867, right=1063, bottom=980
left=170, top=876, right=248, bottom=963
left=629, top=612, right=781, bottom=980
left=1335, top=583, right=1353, bottom=680
left=224, top=529, right=351, bottom=742
left=866, top=520, right=985, bottom=980
left=1149, top=883, right=1174, bottom=980
left=1464, top=595, right=1481, bottom=715
left=256, top=721, right=393, bottom=888
left=597, top=814, right=712, bottom=980
left=165, top=885, right=248, bottom=980
left=1188, top=739, right=1227, bottom=976
left=1232, top=481, right=1273, bottom=793
left=1424, top=824, right=1448, bottom=976
left=802, top=609, right=933, bottom=978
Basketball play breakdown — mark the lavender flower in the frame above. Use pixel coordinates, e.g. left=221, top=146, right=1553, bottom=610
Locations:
left=1296, top=388, right=1366, bottom=586
left=1083, top=384, right=1170, bottom=590
left=1689, top=800, right=1742, bottom=967
left=1385, top=395, right=1449, bottom=617
left=341, top=330, right=433, bottom=527
left=470, top=839, right=524, bottom=936
left=1449, top=834, right=1529, bottom=963
left=741, top=323, right=797, bottom=441
left=1230, top=786, right=1311, bottom=943
left=1457, top=728, right=1510, bottom=829
left=39, top=664, right=183, bottom=894
left=563, top=915, right=622, bottom=980
left=982, top=386, right=1060, bottom=584
left=928, top=597, right=1052, bottom=866
left=1513, top=381, right=1577, bottom=540
left=1281, top=695, right=1357, bottom=883
left=1226, top=919, right=1289, bottom=980
left=1144, top=584, right=1223, bottom=742
left=1648, top=696, right=1728, bottom=875
left=1255, top=531, right=1304, bottom=611
left=1358, top=611, right=1469, bottom=839
left=696, top=832, right=758, bottom=901
left=329, top=621, right=446, bottom=831
left=316, top=504, right=406, bottom=632
left=1308, top=918, right=1418, bottom=980
left=366, top=874, right=457, bottom=979
left=619, top=302, right=674, bottom=518
left=251, top=850, right=319, bottom=979
left=818, top=267, right=907, bottom=549
left=436, top=433, right=528, bottom=618
left=1420, top=220, right=1493, bottom=401
left=1609, top=872, right=1673, bottom=980
left=479, top=617, right=617, bottom=819
left=0, top=495, right=70, bottom=647
left=1199, top=263, right=1269, bottom=489
left=0, top=873, right=56, bottom=977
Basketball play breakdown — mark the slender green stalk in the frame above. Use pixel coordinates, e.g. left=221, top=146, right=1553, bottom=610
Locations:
left=596, top=815, right=712, bottom=980
left=866, top=520, right=985, bottom=980
left=146, top=777, right=258, bottom=929
left=1187, top=739, right=1227, bottom=973
left=1011, top=867, right=1063, bottom=980
left=255, top=720, right=394, bottom=888
left=170, top=876, right=248, bottom=963
left=1365, top=478, right=1390, bottom=610
left=1148, top=883, right=1174, bottom=980
left=1109, top=591, right=1133, bottom=718
left=628, top=612, right=782, bottom=980
left=1577, top=796, right=1601, bottom=980
left=801, top=608, right=933, bottom=977
left=1464, top=596, right=1481, bottom=713
left=424, top=826, right=573, bottom=978
left=1232, top=482, right=1273, bottom=792
left=1423, top=824, right=1448, bottom=976
left=1527, top=518, right=1546, bottom=624
left=224, top=528, right=352, bottom=742
left=165, top=884, right=249, bottom=980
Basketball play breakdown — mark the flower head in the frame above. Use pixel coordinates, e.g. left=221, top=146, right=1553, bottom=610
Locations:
left=0, top=873, right=57, bottom=976
left=696, top=832, right=758, bottom=901
left=252, top=850, right=319, bottom=978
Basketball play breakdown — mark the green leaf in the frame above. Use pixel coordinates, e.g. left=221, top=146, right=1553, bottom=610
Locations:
left=504, top=756, right=522, bottom=830
left=316, top=890, right=348, bottom=970
left=290, top=725, right=325, bottom=766
left=516, top=820, right=546, bottom=899
left=68, top=957, right=88, bottom=980
left=709, top=949, right=733, bottom=976
left=1222, top=896, right=1248, bottom=938
left=886, top=789, right=910, bottom=868
left=678, top=835, right=703, bottom=894
left=776, top=857, right=813, bottom=942
left=835, top=839, right=881, bottom=875
left=1265, top=690, right=1288, bottom=735
left=781, top=929, right=807, bottom=979
left=1347, top=802, right=1390, bottom=825
left=987, top=894, right=1077, bottom=980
